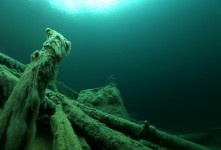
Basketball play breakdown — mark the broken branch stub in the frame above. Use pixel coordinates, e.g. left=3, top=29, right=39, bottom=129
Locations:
left=0, top=28, right=71, bottom=150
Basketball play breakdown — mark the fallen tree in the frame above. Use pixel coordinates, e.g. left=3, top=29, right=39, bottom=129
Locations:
left=0, top=29, right=214, bottom=150
left=0, top=28, right=71, bottom=150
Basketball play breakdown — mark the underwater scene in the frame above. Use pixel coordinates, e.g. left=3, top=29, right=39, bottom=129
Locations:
left=0, top=0, right=221, bottom=149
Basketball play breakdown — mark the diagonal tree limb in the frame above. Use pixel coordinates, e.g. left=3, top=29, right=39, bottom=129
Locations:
left=50, top=105, right=82, bottom=150
left=0, top=53, right=26, bottom=73
left=0, top=28, right=71, bottom=150
left=46, top=91, right=211, bottom=150
left=0, top=52, right=79, bottom=99
left=0, top=55, right=212, bottom=150
left=46, top=92, right=152, bottom=150
left=72, top=100, right=211, bottom=150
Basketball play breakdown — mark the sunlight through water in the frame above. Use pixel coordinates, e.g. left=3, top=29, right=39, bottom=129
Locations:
left=46, top=0, right=142, bottom=15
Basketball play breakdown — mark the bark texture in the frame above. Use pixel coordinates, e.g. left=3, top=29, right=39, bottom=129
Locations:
left=0, top=28, right=215, bottom=150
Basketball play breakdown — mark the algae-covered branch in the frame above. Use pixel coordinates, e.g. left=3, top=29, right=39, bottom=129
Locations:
left=0, top=29, right=214, bottom=150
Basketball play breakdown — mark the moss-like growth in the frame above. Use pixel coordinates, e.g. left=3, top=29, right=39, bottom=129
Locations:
left=50, top=105, right=82, bottom=150
left=77, top=85, right=129, bottom=119
left=0, top=33, right=215, bottom=150
left=0, top=28, right=70, bottom=150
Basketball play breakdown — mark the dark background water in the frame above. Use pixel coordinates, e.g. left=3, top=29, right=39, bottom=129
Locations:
left=0, top=0, right=221, bottom=132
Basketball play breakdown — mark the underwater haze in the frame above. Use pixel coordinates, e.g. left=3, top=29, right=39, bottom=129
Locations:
left=0, top=0, right=221, bottom=132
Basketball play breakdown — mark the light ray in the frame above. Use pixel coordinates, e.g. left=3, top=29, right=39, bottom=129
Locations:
left=46, top=0, right=138, bottom=15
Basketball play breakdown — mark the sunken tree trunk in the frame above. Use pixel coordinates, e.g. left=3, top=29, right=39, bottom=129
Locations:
left=0, top=28, right=71, bottom=150
left=0, top=28, right=215, bottom=150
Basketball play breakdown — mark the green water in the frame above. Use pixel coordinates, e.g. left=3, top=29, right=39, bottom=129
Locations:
left=0, top=0, right=221, bottom=132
